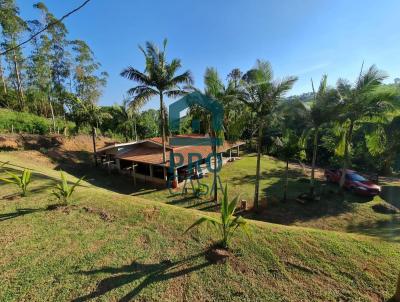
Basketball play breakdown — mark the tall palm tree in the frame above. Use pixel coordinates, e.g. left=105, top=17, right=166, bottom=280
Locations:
left=71, top=98, right=110, bottom=165
left=336, top=64, right=395, bottom=189
left=274, top=130, right=306, bottom=201
left=114, top=98, right=138, bottom=142
left=240, top=60, right=297, bottom=210
left=121, top=39, right=193, bottom=163
left=200, top=67, right=242, bottom=201
left=309, top=75, right=339, bottom=196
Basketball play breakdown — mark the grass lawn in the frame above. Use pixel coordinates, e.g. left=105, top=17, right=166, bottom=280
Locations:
left=129, top=154, right=400, bottom=241
left=0, top=150, right=400, bottom=301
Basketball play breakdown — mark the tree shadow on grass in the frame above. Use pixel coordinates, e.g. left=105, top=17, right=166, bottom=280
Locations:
left=243, top=177, right=373, bottom=226
left=380, top=185, right=400, bottom=209
left=0, top=208, right=44, bottom=222
left=0, top=165, right=88, bottom=190
left=73, top=252, right=211, bottom=302
left=347, top=215, right=400, bottom=242
left=41, top=149, right=166, bottom=196
left=230, top=168, right=305, bottom=186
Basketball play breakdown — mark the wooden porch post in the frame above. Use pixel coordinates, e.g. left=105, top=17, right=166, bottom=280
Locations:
left=132, top=163, right=137, bottom=188
left=163, top=167, right=167, bottom=181
left=149, top=164, right=154, bottom=178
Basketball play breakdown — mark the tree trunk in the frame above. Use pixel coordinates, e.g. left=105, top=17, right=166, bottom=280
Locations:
left=160, top=93, right=167, bottom=163
left=0, top=55, right=7, bottom=95
left=48, top=95, right=56, bottom=133
left=92, top=126, right=98, bottom=166
left=134, top=120, right=138, bottom=141
left=394, top=272, right=400, bottom=302
left=339, top=121, right=354, bottom=189
left=212, top=130, right=218, bottom=202
left=284, top=160, right=289, bottom=201
left=12, top=49, right=24, bottom=110
left=254, top=121, right=263, bottom=210
left=310, top=127, right=319, bottom=196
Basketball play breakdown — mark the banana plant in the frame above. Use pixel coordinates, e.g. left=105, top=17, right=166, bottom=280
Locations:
left=0, top=169, right=32, bottom=196
left=52, top=171, right=84, bottom=204
left=185, top=185, right=249, bottom=249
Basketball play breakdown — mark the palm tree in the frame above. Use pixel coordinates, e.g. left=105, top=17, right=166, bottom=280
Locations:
left=120, top=39, right=193, bottom=163
left=336, top=64, right=395, bottom=189
left=71, top=98, right=110, bottom=165
left=274, top=130, right=306, bottom=201
left=365, top=115, right=400, bottom=175
left=114, top=98, right=138, bottom=142
left=202, top=68, right=243, bottom=201
left=240, top=60, right=297, bottom=210
left=309, top=75, right=339, bottom=196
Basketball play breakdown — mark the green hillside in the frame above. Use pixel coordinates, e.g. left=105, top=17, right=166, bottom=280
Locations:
left=0, top=150, right=399, bottom=301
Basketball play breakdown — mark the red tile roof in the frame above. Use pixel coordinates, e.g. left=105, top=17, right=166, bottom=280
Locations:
left=116, top=136, right=244, bottom=167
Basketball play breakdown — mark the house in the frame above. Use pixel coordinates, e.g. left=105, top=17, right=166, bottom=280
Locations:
left=97, top=134, right=245, bottom=187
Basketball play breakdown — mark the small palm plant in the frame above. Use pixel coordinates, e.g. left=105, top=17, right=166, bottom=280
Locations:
left=0, top=169, right=32, bottom=197
left=185, top=185, right=249, bottom=249
left=52, top=171, right=84, bottom=205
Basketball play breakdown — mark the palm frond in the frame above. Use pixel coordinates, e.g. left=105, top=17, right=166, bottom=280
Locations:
left=169, top=70, right=194, bottom=87
left=356, top=65, right=387, bottom=94
left=165, top=89, right=188, bottom=98
left=129, top=87, right=158, bottom=110
left=271, top=76, right=298, bottom=100
left=184, top=216, right=221, bottom=234
left=120, top=67, right=152, bottom=85
left=166, top=59, right=182, bottom=78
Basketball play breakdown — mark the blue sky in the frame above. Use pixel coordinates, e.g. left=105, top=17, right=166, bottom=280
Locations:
left=17, top=0, right=400, bottom=110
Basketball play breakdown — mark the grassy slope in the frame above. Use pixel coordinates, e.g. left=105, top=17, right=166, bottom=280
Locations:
left=135, top=154, right=400, bottom=240
left=0, top=151, right=399, bottom=301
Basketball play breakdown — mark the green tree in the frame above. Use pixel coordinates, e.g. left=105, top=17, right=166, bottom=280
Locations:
left=120, top=39, right=193, bottom=163
left=32, top=2, right=71, bottom=123
left=137, top=109, right=159, bottom=139
left=26, top=18, right=53, bottom=119
left=240, top=60, right=297, bottom=210
left=198, top=67, right=244, bottom=200
left=0, top=0, right=27, bottom=109
left=71, top=40, right=107, bottom=104
left=336, top=64, right=395, bottom=189
left=365, top=115, right=400, bottom=174
left=274, top=130, right=306, bottom=201
left=70, top=39, right=107, bottom=161
left=308, top=75, right=339, bottom=196
left=70, top=98, right=109, bottom=165
left=113, top=98, right=138, bottom=142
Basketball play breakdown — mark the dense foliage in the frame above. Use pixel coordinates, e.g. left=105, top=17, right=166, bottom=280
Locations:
left=0, top=108, right=74, bottom=134
left=0, top=0, right=399, bottom=177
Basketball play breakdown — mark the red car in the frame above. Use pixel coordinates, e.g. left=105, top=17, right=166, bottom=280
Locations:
left=324, top=169, right=381, bottom=196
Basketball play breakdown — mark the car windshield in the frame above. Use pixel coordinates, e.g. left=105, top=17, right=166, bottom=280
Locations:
left=347, top=173, right=366, bottom=182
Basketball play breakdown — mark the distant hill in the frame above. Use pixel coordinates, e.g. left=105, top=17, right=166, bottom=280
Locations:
left=286, top=92, right=314, bottom=104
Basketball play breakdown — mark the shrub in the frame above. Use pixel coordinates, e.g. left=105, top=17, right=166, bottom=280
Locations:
left=185, top=185, right=249, bottom=249
left=52, top=171, right=84, bottom=204
left=0, top=169, right=32, bottom=196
